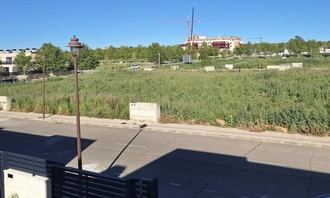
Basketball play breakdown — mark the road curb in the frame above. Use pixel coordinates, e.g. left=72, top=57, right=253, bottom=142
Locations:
left=1, top=111, right=330, bottom=149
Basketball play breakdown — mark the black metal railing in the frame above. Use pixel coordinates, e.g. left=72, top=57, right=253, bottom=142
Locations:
left=50, top=165, right=158, bottom=198
left=0, top=151, right=158, bottom=198
left=0, top=151, right=4, bottom=198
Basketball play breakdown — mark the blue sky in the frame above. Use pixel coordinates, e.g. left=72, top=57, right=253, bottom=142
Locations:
left=1, top=0, right=329, bottom=49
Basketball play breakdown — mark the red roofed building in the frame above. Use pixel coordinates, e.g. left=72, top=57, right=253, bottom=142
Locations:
left=182, top=35, right=242, bottom=51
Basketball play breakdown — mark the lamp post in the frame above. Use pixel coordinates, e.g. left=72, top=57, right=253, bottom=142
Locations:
left=68, top=35, right=83, bottom=170
left=42, top=63, right=46, bottom=119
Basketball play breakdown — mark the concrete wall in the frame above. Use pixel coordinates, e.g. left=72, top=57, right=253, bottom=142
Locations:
left=204, top=66, right=215, bottom=72
left=0, top=96, right=12, bottom=111
left=129, top=102, right=160, bottom=123
left=4, top=169, right=51, bottom=198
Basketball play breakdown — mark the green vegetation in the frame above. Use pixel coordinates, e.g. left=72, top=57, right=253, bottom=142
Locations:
left=1, top=68, right=329, bottom=135
left=17, top=36, right=330, bottom=75
left=14, top=52, right=32, bottom=75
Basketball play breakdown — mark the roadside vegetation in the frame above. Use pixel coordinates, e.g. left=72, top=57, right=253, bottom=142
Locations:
left=0, top=68, right=329, bottom=135
left=1, top=35, right=330, bottom=135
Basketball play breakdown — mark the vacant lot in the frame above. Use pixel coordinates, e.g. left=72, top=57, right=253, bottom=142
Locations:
left=0, top=68, right=329, bottom=135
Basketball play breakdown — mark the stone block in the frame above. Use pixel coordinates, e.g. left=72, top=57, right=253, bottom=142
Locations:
left=129, top=102, right=160, bottom=123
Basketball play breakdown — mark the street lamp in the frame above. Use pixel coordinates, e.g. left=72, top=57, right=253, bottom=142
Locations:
left=68, top=35, right=83, bottom=170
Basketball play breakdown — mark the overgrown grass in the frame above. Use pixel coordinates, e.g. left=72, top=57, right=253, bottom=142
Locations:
left=1, top=68, right=329, bottom=135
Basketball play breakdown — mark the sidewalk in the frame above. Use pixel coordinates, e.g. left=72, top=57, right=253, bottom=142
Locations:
left=1, top=111, right=330, bottom=149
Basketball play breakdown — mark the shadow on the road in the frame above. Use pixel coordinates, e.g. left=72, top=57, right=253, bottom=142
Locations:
left=0, top=128, right=95, bottom=165
left=104, top=149, right=330, bottom=198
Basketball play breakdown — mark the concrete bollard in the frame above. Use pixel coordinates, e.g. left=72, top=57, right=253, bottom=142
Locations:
left=0, top=96, right=12, bottom=111
left=129, top=102, right=160, bottom=123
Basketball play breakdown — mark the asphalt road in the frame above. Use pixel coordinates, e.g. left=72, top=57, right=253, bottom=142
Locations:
left=0, top=117, right=330, bottom=198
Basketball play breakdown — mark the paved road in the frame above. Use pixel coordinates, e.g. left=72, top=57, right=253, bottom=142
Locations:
left=0, top=117, right=330, bottom=198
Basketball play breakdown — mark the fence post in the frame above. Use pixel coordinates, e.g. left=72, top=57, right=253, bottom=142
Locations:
left=150, top=179, right=158, bottom=198
left=0, top=151, right=4, bottom=198
left=127, top=179, right=137, bottom=198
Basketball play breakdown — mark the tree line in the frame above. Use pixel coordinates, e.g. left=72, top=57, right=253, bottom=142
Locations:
left=234, top=36, right=330, bottom=56
left=14, top=36, right=330, bottom=74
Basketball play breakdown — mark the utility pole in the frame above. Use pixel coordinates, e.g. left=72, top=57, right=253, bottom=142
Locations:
left=158, top=52, right=161, bottom=67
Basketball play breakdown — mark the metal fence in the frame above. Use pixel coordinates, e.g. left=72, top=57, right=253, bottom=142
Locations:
left=0, top=151, right=158, bottom=198
left=51, top=165, right=158, bottom=198
left=0, top=151, right=4, bottom=198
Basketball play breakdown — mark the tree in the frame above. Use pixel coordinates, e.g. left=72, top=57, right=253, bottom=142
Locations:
left=199, top=43, right=212, bottom=66
left=35, top=43, right=67, bottom=73
left=147, top=43, right=163, bottom=63
left=14, top=52, right=32, bottom=75
left=79, top=45, right=100, bottom=70
left=287, top=36, right=306, bottom=57
left=234, top=47, right=243, bottom=56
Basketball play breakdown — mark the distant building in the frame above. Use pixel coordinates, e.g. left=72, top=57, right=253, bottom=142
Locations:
left=0, top=48, right=38, bottom=73
left=320, top=47, right=330, bottom=56
left=182, top=35, right=242, bottom=51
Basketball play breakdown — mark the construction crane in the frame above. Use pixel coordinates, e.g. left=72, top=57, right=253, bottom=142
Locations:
left=161, top=7, right=199, bottom=42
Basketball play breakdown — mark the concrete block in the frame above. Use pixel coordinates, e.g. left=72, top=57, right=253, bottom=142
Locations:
left=225, top=64, right=234, bottom=70
left=171, top=65, right=180, bottom=71
left=16, top=75, right=28, bottom=81
left=278, top=64, right=291, bottom=71
left=292, top=62, right=303, bottom=68
left=129, top=102, right=160, bottom=123
left=267, top=65, right=292, bottom=71
left=0, top=96, right=12, bottom=111
left=4, top=169, right=51, bottom=198
left=204, top=66, right=215, bottom=72
left=143, top=67, right=155, bottom=72
left=267, top=65, right=280, bottom=70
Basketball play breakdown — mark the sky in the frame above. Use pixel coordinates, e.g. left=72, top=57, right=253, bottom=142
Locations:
left=1, top=0, right=330, bottom=49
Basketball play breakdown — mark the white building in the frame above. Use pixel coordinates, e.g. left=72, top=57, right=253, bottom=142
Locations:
left=320, top=47, right=330, bottom=56
left=182, top=35, right=242, bottom=51
left=0, top=48, right=38, bottom=73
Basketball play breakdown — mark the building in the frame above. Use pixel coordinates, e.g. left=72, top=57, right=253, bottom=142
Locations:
left=182, top=35, right=242, bottom=51
left=0, top=48, right=38, bottom=74
left=320, top=47, right=330, bottom=56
